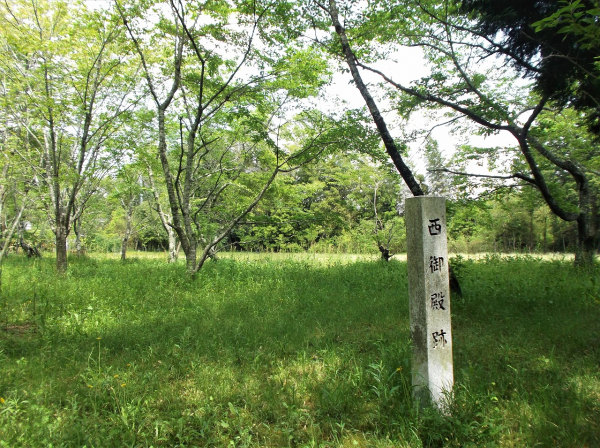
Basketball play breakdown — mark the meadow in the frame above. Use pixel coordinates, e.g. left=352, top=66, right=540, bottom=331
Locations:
left=0, top=253, right=598, bottom=447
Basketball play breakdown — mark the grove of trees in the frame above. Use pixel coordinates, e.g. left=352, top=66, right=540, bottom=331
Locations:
left=2, top=0, right=599, bottom=272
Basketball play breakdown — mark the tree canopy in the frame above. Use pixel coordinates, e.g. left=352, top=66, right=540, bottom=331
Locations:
left=459, top=0, right=600, bottom=134
left=1, top=0, right=599, bottom=270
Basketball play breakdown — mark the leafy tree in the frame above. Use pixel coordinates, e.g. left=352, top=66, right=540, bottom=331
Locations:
left=119, top=0, right=335, bottom=274
left=145, top=160, right=180, bottom=261
left=460, top=0, right=600, bottom=134
left=237, top=151, right=406, bottom=255
left=315, top=0, right=599, bottom=265
left=0, top=0, right=137, bottom=271
left=446, top=199, right=492, bottom=252
left=109, top=164, right=146, bottom=261
left=0, top=159, right=31, bottom=263
left=424, top=137, right=451, bottom=197
left=533, top=0, right=600, bottom=59
left=314, top=0, right=425, bottom=197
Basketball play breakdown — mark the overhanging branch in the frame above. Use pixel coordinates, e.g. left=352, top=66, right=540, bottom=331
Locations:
left=430, top=168, right=536, bottom=185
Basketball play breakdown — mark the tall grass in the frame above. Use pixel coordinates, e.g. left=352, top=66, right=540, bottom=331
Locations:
left=0, top=254, right=598, bottom=447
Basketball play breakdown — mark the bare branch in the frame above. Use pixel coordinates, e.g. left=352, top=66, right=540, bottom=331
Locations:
left=430, top=167, right=536, bottom=184
left=356, top=60, right=511, bottom=133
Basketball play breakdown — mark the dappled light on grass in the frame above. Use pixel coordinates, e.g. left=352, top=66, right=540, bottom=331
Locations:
left=0, top=254, right=598, bottom=446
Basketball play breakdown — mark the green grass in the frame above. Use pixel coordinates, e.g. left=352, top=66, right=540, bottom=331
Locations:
left=0, top=253, right=598, bottom=447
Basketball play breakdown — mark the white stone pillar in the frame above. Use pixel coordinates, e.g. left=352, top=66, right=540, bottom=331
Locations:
left=406, top=196, right=453, bottom=408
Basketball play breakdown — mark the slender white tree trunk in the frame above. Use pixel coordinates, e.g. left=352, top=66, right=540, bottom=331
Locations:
left=121, top=198, right=135, bottom=261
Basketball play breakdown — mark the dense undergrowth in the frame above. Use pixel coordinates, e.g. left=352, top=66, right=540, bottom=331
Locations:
left=0, top=253, right=598, bottom=447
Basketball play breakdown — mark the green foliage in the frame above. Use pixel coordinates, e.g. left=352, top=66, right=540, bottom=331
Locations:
left=533, top=0, right=600, bottom=50
left=335, top=217, right=407, bottom=254
left=232, top=153, right=405, bottom=254
left=5, top=0, right=596, bottom=270
left=460, top=0, right=600, bottom=133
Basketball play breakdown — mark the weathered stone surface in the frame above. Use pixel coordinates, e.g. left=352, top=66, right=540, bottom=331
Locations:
left=406, top=196, right=453, bottom=408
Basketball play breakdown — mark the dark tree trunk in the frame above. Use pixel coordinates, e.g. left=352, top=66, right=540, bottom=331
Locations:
left=378, top=245, right=391, bottom=261
left=449, top=265, right=462, bottom=297
left=575, top=213, right=595, bottom=266
left=574, top=175, right=595, bottom=266
left=17, top=220, right=40, bottom=258
left=156, top=109, right=192, bottom=271
left=185, top=245, right=196, bottom=273
left=19, top=239, right=41, bottom=258
left=326, top=0, right=423, bottom=197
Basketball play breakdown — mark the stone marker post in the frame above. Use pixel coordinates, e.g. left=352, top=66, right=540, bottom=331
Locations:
left=406, top=196, right=453, bottom=408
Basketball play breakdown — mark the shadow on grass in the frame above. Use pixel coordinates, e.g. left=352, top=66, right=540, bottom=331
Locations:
left=0, top=255, right=599, bottom=446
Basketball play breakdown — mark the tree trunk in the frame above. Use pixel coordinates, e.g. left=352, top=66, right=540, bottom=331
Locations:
left=529, top=210, right=535, bottom=251
left=378, top=245, right=391, bottom=261
left=326, top=0, right=424, bottom=197
left=542, top=216, right=547, bottom=252
left=591, top=190, right=599, bottom=250
left=121, top=198, right=134, bottom=261
left=156, top=109, right=191, bottom=266
left=146, top=163, right=179, bottom=264
left=167, top=229, right=178, bottom=263
left=74, top=218, right=84, bottom=256
left=75, top=231, right=83, bottom=256
left=0, top=200, right=26, bottom=264
left=574, top=176, right=595, bottom=266
left=120, top=235, right=129, bottom=261
left=575, top=213, right=595, bottom=266
left=0, top=164, right=10, bottom=236
left=56, top=226, right=68, bottom=272
left=185, top=244, right=197, bottom=273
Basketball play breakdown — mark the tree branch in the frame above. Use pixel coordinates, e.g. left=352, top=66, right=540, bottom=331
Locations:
left=325, top=0, right=424, bottom=196
left=430, top=167, right=536, bottom=185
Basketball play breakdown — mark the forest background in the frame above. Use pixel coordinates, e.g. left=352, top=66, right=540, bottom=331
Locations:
left=1, top=0, right=599, bottom=270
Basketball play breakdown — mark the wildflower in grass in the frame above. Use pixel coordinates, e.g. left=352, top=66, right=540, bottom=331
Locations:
left=121, top=383, right=126, bottom=387
left=87, top=385, right=93, bottom=388
left=0, top=397, right=5, bottom=404
left=396, top=367, right=403, bottom=372
left=114, top=374, right=119, bottom=378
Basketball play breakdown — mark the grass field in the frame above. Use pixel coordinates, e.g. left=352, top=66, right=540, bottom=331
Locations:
left=0, top=253, right=598, bottom=447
